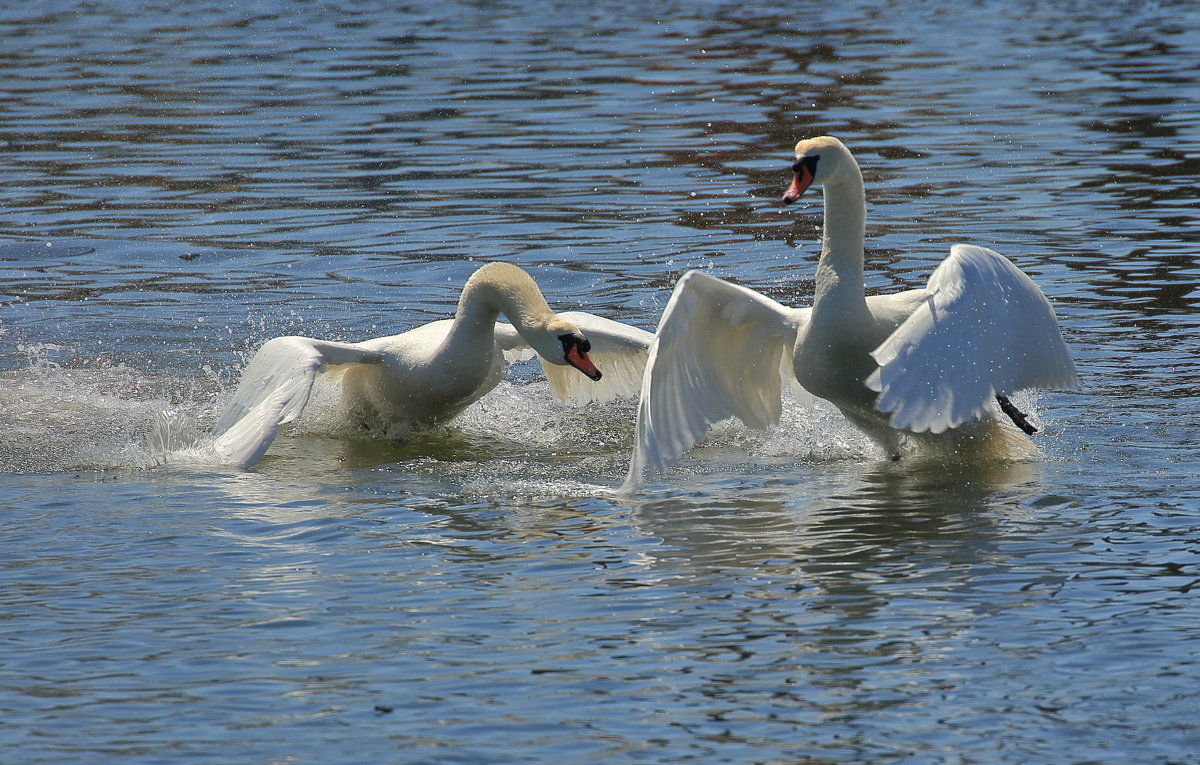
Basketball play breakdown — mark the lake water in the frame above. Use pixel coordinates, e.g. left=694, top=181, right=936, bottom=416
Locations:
left=2, top=1, right=1199, bottom=762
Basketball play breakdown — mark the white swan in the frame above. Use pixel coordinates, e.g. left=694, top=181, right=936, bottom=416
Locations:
left=626, top=136, right=1077, bottom=485
left=208, top=262, right=654, bottom=467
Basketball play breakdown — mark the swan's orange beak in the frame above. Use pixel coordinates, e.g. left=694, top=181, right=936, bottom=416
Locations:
left=781, top=156, right=818, bottom=204
left=566, top=343, right=602, bottom=381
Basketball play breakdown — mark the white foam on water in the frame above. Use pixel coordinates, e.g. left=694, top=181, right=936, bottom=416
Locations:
left=1, top=343, right=1061, bottom=481
left=0, top=347, right=215, bottom=473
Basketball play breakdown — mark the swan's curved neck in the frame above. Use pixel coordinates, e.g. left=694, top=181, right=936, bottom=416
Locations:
left=454, top=262, right=551, bottom=333
left=813, top=172, right=867, bottom=314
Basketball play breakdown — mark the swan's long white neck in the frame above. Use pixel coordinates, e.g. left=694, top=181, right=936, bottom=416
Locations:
left=453, top=262, right=552, bottom=336
left=812, top=167, right=869, bottom=320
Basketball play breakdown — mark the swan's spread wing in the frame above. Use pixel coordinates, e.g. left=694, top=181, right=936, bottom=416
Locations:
left=211, top=336, right=380, bottom=467
left=494, top=322, right=537, bottom=363
left=868, top=244, right=1078, bottom=433
left=495, top=313, right=655, bottom=404
left=626, top=271, right=802, bottom=487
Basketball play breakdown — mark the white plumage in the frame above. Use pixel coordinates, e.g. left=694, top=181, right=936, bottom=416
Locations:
left=626, top=136, right=1077, bottom=486
left=208, top=262, right=653, bottom=468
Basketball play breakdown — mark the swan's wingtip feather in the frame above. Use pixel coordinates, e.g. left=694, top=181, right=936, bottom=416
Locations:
left=624, top=272, right=801, bottom=483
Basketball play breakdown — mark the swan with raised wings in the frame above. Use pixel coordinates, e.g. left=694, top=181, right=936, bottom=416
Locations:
left=208, top=261, right=654, bottom=467
left=626, top=136, right=1077, bottom=486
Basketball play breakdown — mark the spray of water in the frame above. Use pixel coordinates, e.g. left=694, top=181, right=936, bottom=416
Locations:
left=1, top=344, right=1053, bottom=482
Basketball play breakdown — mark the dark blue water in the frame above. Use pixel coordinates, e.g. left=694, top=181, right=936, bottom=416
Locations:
left=2, top=1, right=1199, bottom=762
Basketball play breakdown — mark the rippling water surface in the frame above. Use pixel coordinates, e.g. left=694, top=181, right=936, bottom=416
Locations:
left=3, top=1, right=1199, bottom=762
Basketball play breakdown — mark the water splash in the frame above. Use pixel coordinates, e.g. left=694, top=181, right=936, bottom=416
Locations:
left=0, top=354, right=184, bottom=473
left=0, top=343, right=1059, bottom=479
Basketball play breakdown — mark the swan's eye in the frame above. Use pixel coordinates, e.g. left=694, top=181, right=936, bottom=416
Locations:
left=792, top=155, right=820, bottom=175
left=560, top=334, right=590, bottom=354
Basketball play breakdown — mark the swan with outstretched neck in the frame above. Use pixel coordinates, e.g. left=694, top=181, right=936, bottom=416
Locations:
left=626, top=136, right=1077, bottom=486
left=207, top=261, right=653, bottom=467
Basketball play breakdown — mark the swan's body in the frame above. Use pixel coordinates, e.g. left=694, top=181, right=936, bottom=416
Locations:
left=627, top=136, right=1077, bottom=485
left=210, top=262, right=654, bottom=467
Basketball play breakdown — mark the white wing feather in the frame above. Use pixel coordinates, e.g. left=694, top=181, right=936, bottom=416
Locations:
left=210, top=336, right=380, bottom=467
left=495, top=322, right=537, bottom=363
left=495, top=312, right=655, bottom=404
left=625, top=271, right=805, bottom=487
left=867, top=244, right=1077, bottom=433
